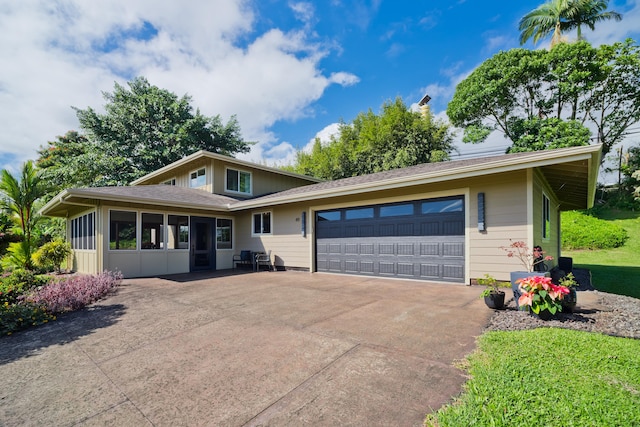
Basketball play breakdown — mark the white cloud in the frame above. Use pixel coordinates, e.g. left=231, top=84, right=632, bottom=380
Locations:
left=289, top=1, right=315, bottom=26
left=0, top=0, right=358, bottom=168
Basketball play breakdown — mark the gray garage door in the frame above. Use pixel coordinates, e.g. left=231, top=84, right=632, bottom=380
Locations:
left=315, top=196, right=465, bottom=282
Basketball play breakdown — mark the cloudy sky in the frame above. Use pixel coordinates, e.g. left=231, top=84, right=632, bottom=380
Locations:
left=1, top=0, right=639, bottom=176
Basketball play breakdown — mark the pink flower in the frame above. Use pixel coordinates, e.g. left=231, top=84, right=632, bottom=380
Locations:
left=518, top=291, right=534, bottom=307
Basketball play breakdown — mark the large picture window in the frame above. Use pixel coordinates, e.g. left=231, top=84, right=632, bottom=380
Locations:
left=253, top=212, right=272, bottom=235
left=71, top=212, right=95, bottom=250
left=190, top=168, right=206, bottom=187
left=110, top=210, right=137, bottom=250
left=216, top=218, right=232, bottom=249
left=226, top=168, right=251, bottom=194
left=167, top=215, right=189, bottom=249
left=142, top=213, right=164, bottom=249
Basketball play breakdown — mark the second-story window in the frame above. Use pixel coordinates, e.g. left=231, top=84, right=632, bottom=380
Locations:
left=190, top=168, right=206, bottom=187
left=226, top=168, right=251, bottom=194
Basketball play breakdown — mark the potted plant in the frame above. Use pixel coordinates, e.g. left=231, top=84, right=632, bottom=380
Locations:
left=516, top=275, right=570, bottom=320
left=558, top=272, right=578, bottom=313
left=478, top=274, right=505, bottom=309
left=501, top=240, right=554, bottom=308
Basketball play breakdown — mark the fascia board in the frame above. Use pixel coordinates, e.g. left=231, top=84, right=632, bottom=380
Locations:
left=230, top=146, right=601, bottom=211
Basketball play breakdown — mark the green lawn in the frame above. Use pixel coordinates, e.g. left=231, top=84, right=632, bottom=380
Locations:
left=563, top=209, right=640, bottom=299
left=426, top=208, right=640, bottom=426
left=426, top=329, right=640, bottom=426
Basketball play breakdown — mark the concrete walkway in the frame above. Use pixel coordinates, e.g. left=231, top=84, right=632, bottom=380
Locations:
left=0, top=271, right=492, bottom=426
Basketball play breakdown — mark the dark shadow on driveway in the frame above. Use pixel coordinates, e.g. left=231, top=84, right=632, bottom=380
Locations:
left=0, top=304, right=126, bottom=365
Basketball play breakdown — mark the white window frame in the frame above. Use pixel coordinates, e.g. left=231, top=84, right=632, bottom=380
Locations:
left=216, top=218, right=233, bottom=250
left=108, top=209, right=138, bottom=251
left=167, top=214, right=190, bottom=250
left=542, top=192, right=551, bottom=240
left=162, top=178, right=176, bottom=186
left=252, top=211, right=272, bottom=236
left=189, top=168, right=206, bottom=188
left=70, top=211, right=96, bottom=250
left=225, top=167, right=252, bottom=195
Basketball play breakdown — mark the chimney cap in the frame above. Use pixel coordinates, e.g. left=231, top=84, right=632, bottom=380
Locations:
left=418, top=94, right=431, bottom=106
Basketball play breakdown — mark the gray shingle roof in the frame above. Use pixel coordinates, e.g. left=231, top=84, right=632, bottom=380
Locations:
left=237, top=150, right=542, bottom=204
left=69, top=185, right=240, bottom=209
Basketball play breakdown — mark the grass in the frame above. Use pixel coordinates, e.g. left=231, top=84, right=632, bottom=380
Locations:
left=425, top=328, right=640, bottom=426
left=426, top=208, right=640, bottom=426
left=563, top=209, right=640, bottom=299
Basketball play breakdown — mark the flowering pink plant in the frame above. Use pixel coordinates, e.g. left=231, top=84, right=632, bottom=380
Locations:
left=517, top=275, right=569, bottom=315
left=501, top=240, right=553, bottom=272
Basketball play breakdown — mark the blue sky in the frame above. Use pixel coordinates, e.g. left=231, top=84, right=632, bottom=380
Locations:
left=1, top=0, right=639, bottom=176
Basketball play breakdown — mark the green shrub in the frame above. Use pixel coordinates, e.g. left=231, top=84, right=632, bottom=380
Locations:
left=0, top=270, right=51, bottom=305
left=561, top=210, right=628, bottom=250
left=0, top=302, right=54, bottom=335
left=33, top=239, right=71, bottom=273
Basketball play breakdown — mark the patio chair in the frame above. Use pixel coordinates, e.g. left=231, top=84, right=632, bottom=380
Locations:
left=233, top=250, right=253, bottom=270
left=254, top=250, right=274, bottom=271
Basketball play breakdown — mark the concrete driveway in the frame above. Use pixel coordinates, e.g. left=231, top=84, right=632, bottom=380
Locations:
left=0, top=271, right=492, bottom=426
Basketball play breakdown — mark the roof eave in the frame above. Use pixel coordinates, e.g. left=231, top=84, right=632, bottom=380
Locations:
left=230, top=145, right=604, bottom=210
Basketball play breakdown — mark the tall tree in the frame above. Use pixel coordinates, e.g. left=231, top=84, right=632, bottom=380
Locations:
left=447, top=40, right=640, bottom=157
left=519, top=0, right=621, bottom=47
left=58, top=77, right=252, bottom=187
left=0, top=161, right=48, bottom=269
left=291, top=97, right=454, bottom=180
left=36, top=131, right=94, bottom=198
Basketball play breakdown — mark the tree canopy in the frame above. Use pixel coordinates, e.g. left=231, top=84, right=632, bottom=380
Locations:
left=447, top=39, right=640, bottom=157
left=289, top=97, right=454, bottom=180
left=519, top=0, right=622, bottom=47
left=37, top=77, right=251, bottom=189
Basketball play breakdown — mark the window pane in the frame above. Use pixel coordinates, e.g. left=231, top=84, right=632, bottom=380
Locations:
left=110, top=211, right=137, bottom=250
left=253, top=213, right=261, bottom=234
left=71, top=218, right=77, bottom=249
left=168, top=215, right=188, bottom=249
left=345, top=208, right=374, bottom=220
left=317, top=211, right=340, bottom=221
left=262, top=212, right=271, bottom=233
left=226, top=169, right=238, bottom=192
left=216, top=218, right=232, bottom=249
left=88, top=213, right=94, bottom=250
left=239, top=171, right=251, bottom=193
left=190, top=168, right=206, bottom=187
left=142, top=213, right=164, bottom=249
left=421, top=199, right=463, bottom=214
left=380, top=204, right=414, bottom=217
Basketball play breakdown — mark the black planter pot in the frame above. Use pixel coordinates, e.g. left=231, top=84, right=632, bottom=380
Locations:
left=561, top=288, right=578, bottom=313
left=531, top=309, right=554, bottom=321
left=484, top=291, right=506, bottom=310
left=510, top=271, right=549, bottom=308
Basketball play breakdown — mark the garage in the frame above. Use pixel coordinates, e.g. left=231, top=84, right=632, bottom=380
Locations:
left=315, top=196, right=465, bottom=282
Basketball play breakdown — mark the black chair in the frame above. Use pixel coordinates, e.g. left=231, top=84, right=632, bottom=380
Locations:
left=233, top=250, right=252, bottom=270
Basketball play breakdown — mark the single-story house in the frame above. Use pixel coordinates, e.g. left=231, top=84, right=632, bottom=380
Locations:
left=41, top=144, right=601, bottom=283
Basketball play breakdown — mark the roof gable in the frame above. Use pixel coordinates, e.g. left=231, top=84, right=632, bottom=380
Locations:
left=130, top=150, right=322, bottom=186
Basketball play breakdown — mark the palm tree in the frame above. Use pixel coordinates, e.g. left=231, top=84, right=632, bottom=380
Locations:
left=519, top=0, right=622, bottom=47
left=0, top=161, right=47, bottom=269
left=566, top=0, right=622, bottom=40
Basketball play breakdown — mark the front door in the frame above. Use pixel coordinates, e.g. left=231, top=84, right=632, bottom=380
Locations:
left=190, top=217, right=216, bottom=271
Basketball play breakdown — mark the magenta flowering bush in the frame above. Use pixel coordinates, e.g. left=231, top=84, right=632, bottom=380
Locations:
left=26, top=271, right=122, bottom=314
left=517, top=275, right=570, bottom=315
left=501, top=240, right=553, bottom=272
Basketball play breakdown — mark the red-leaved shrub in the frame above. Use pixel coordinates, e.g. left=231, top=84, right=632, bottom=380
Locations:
left=26, top=271, right=122, bottom=313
